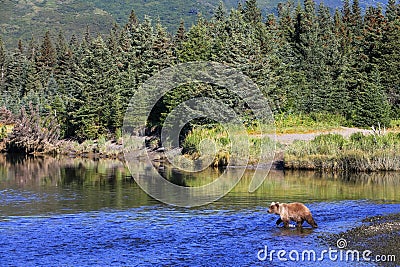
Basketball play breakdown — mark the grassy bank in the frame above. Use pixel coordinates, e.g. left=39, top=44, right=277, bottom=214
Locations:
left=285, top=133, right=400, bottom=172
left=2, top=109, right=400, bottom=170
left=181, top=124, right=277, bottom=167
left=57, top=137, right=124, bottom=159
left=178, top=113, right=345, bottom=167
left=274, top=113, right=346, bottom=134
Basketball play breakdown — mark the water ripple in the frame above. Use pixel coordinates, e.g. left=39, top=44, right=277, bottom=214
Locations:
left=0, top=201, right=398, bottom=266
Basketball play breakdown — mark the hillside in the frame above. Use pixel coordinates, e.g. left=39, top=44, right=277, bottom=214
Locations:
left=0, top=0, right=389, bottom=49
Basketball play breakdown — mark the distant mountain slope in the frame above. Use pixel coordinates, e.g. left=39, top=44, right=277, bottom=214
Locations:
left=0, top=0, right=388, bottom=49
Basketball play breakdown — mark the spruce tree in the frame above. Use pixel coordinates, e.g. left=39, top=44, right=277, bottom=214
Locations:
left=35, top=31, right=56, bottom=96
left=349, top=70, right=391, bottom=126
left=243, top=0, right=262, bottom=25
left=126, top=10, right=139, bottom=32
left=69, top=34, right=79, bottom=52
left=174, top=19, right=186, bottom=61
left=351, top=0, right=362, bottom=28
left=107, top=23, right=120, bottom=54
left=381, top=6, right=400, bottom=116
left=27, top=36, right=37, bottom=62
left=3, top=49, right=29, bottom=113
left=152, top=21, right=174, bottom=71
left=176, top=19, right=186, bottom=41
left=277, top=1, right=295, bottom=40
left=214, top=1, right=227, bottom=21
left=386, top=0, right=398, bottom=22
left=342, top=0, right=351, bottom=24
left=37, top=31, right=56, bottom=70
left=74, top=35, right=117, bottom=139
left=55, top=30, right=68, bottom=62
left=177, top=15, right=212, bottom=62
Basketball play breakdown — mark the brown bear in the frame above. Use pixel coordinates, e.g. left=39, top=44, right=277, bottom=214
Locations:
left=267, top=202, right=318, bottom=228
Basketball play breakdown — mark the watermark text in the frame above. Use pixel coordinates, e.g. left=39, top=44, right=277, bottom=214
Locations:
left=257, top=239, right=396, bottom=263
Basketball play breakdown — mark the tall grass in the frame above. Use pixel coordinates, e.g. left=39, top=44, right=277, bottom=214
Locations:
left=57, top=136, right=126, bottom=159
left=274, top=112, right=347, bottom=134
left=285, top=133, right=400, bottom=172
left=182, top=125, right=276, bottom=167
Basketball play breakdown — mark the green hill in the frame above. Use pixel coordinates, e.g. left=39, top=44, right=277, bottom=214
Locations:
left=0, top=0, right=388, bottom=49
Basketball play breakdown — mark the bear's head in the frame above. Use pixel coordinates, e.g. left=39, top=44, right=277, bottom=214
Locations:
left=267, top=202, right=280, bottom=214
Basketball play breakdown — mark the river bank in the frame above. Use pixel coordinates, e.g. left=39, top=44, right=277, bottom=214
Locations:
left=284, top=131, right=400, bottom=172
left=2, top=124, right=400, bottom=173
left=323, top=213, right=400, bottom=266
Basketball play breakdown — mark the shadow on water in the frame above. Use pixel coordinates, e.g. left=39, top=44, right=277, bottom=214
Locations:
left=271, top=227, right=316, bottom=237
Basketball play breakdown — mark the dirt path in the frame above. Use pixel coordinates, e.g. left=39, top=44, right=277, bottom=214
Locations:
left=272, top=127, right=374, bottom=145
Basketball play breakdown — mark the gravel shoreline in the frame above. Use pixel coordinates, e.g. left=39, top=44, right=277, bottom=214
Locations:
left=323, top=213, right=400, bottom=266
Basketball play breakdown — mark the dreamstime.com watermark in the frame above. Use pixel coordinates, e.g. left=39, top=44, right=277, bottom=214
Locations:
left=257, top=238, right=396, bottom=263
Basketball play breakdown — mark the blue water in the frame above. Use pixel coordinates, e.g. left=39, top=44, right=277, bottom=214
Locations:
left=1, top=201, right=399, bottom=266
left=0, top=157, right=399, bottom=266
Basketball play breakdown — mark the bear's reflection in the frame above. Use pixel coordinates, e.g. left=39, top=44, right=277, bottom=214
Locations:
left=272, top=227, right=316, bottom=237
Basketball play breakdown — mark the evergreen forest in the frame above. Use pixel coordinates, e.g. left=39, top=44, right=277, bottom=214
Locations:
left=0, top=0, right=399, bottom=140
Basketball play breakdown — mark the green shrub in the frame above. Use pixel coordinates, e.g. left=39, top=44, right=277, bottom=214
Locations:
left=389, top=119, right=400, bottom=129
left=285, top=133, right=400, bottom=172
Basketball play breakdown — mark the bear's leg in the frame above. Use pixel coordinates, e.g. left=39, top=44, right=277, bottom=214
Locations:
left=282, top=220, right=290, bottom=228
left=305, top=215, right=318, bottom=228
left=276, top=218, right=282, bottom=226
left=296, top=219, right=304, bottom=228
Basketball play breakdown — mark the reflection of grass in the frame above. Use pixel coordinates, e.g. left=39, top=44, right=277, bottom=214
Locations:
left=162, top=167, right=400, bottom=202
left=231, top=170, right=400, bottom=202
left=285, top=133, right=400, bottom=172
left=182, top=124, right=276, bottom=167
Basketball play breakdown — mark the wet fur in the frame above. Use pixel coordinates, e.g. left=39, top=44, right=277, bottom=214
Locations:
left=267, top=202, right=318, bottom=228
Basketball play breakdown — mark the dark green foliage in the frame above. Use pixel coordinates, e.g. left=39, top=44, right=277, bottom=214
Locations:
left=178, top=16, right=213, bottom=62
left=386, top=0, right=398, bottom=22
left=37, top=31, right=56, bottom=70
left=382, top=5, right=400, bottom=117
left=348, top=71, right=391, bottom=127
left=244, top=0, right=263, bottom=25
left=0, top=0, right=399, bottom=141
left=214, top=1, right=227, bottom=21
